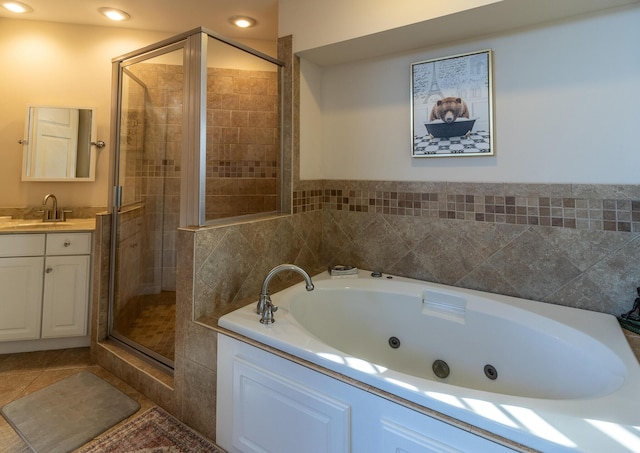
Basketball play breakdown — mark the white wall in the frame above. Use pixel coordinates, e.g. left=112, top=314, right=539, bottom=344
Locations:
left=0, top=19, right=172, bottom=208
left=279, top=0, right=501, bottom=54
left=300, top=5, right=640, bottom=184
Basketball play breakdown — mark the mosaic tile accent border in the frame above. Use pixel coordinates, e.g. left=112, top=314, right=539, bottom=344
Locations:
left=293, top=183, right=640, bottom=233
left=292, top=189, right=323, bottom=213
left=207, top=160, right=277, bottom=178
left=139, top=158, right=181, bottom=177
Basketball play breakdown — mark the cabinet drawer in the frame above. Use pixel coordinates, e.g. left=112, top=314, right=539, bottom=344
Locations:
left=0, top=234, right=45, bottom=257
left=46, top=233, right=92, bottom=255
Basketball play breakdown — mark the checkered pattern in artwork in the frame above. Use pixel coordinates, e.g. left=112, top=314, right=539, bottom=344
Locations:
left=413, top=131, right=490, bottom=156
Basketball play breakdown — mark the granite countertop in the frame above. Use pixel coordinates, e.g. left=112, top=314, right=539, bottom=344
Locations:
left=0, top=218, right=96, bottom=233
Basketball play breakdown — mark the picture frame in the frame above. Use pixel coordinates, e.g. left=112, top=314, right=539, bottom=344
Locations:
left=411, top=49, right=494, bottom=158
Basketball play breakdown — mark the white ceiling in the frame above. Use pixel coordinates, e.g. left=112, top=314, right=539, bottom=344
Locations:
left=0, top=0, right=279, bottom=41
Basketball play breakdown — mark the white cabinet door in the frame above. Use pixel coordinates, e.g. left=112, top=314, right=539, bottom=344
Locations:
left=0, top=257, right=44, bottom=341
left=218, top=335, right=351, bottom=453
left=218, top=335, right=514, bottom=453
left=375, top=416, right=510, bottom=453
left=41, top=255, right=90, bottom=338
left=230, top=358, right=351, bottom=453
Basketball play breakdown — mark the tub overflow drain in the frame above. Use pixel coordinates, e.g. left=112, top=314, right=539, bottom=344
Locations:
left=432, top=360, right=450, bottom=379
left=388, top=337, right=401, bottom=349
left=484, top=364, right=498, bottom=380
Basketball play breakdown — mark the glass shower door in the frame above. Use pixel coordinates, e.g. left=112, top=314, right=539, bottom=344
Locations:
left=109, top=45, right=185, bottom=370
left=107, top=28, right=284, bottom=371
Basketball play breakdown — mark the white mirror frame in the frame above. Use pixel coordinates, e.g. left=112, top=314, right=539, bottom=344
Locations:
left=21, top=105, right=99, bottom=182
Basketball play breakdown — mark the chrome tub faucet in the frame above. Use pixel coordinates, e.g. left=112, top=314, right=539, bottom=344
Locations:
left=257, top=264, right=314, bottom=325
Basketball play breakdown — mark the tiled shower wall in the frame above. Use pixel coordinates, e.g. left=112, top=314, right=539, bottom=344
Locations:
left=125, top=62, right=182, bottom=294
left=121, top=63, right=280, bottom=294
left=205, top=68, right=279, bottom=220
left=113, top=206, right=143, bottom=319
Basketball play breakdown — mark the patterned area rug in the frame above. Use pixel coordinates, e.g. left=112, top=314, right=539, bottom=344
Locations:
left=79, top=406, right=223, bottom=452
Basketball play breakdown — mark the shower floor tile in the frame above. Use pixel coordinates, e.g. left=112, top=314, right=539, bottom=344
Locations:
left=118, top=295, right=176, bottom=361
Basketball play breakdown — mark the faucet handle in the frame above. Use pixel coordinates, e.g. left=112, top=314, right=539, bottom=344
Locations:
left=61, top=209, right=72, bottom=222
left=257, top=294, right=270, bottom=315
left=37, top=209, right=53, bottom=221
left=260, top=303, right=277, bottom=325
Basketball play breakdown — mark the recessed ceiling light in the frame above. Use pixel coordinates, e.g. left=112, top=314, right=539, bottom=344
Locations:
left=2, top=1, right=33, bottom=13
left=229, top=15, right=256, bottom=28
left=98, top=7, right=130, bottom=21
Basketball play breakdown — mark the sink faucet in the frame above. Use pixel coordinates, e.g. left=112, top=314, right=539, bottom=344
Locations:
left=257, top=264, right=314, bottom=325
left=42, top=193, right=58, bottom=221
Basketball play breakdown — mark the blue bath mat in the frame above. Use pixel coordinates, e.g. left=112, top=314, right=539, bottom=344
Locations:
left=1, top=371, right=140, bottom=453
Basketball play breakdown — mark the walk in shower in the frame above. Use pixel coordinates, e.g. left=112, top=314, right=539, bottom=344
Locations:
left=108, top=28, right=284, bottom=370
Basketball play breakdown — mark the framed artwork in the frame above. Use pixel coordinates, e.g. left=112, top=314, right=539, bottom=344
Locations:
left=411, top=49, right=494, bottom=158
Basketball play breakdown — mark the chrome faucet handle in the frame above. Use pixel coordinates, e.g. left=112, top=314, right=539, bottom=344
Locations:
left=38, top=209, right=54, bottom=221
left=257, top=294, right=271, bottom=315
left=260, top=301, right=278, bottom=325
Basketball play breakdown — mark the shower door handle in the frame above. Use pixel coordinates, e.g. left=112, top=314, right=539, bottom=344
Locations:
left=113, top=185, right=123, bottom=210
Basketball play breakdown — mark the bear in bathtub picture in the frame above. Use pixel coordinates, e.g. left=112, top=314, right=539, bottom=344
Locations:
left=425, top=96, right=476, bottom=138
left=429, top=96, right=469, bottom=123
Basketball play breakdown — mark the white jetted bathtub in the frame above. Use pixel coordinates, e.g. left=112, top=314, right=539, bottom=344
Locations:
left=218, top=269, right=640, bottom=452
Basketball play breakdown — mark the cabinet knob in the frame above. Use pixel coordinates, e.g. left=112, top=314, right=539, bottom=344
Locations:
left=45, top=267, right=53, bottom=273
left=64, top=240, right=71, bottom=247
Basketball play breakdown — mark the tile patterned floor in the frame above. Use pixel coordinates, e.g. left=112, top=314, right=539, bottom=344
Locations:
left=117, top=293, right=176, bottom=361
left=0, top=348, right=155, bottom=453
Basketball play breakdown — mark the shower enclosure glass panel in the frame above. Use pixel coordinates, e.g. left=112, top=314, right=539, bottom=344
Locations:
left=205, top=36, right=281, bottom=221
left=110, top=45, right=184, bottom=369
left=109, top=28, right=284, bottom=371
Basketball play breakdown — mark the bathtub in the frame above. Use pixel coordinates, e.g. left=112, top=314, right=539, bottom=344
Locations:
left=218, top=269, right=640, bottom=452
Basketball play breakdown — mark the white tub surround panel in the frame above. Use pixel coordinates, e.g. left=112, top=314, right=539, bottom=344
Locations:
left=219, top=270, right=640, bottom=453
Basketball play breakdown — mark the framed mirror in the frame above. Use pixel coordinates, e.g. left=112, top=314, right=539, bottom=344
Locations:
left=21, top=106, right=100, bottom=181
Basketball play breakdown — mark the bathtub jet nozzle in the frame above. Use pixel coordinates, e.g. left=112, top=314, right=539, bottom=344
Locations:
left=257, top=264, right=314, bottom=324
left=432, top=359, right=450, bottom=379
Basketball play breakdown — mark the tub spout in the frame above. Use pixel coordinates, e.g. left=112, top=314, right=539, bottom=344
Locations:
left=257, top=264, right=314, bottom=324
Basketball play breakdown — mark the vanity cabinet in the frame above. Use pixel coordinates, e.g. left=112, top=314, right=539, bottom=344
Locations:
left=217, top=335, right=511, bottom=453
left=42, top=233, right=91, bottom=338
left=0, top=232, right=91, bottom=345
